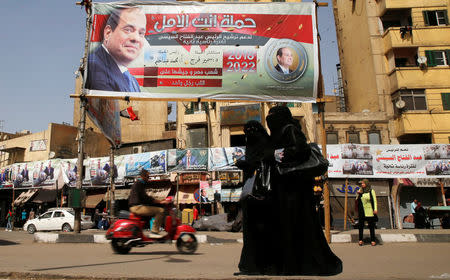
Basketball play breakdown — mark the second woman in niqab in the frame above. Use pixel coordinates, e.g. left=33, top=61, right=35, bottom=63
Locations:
left=265, top=105, right=342, bottom=276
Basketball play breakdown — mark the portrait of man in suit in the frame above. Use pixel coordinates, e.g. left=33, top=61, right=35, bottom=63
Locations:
left=85, top=7, right=147, bottom=92
left=44, top=161, right=54, bottom=180
left=179, top=149, right=199, bottom=169
left=21, top=164, right=29, bottom=182
left=274, top=47, right=294, bottom=74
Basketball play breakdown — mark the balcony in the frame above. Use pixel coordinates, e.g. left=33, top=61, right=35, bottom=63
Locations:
left=378, top=0, right=445, bottom=14
left=383, top=26, right=450, bottom=52
left=395, top=112, right=450, bottom=137
left=388, top=67, right=450, bottom=94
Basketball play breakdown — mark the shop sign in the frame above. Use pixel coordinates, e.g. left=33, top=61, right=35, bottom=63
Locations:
left=178, top=173, right=207, bottom=185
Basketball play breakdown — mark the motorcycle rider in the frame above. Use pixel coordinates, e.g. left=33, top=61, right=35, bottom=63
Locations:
left=128, top=169, right=169, bottom=238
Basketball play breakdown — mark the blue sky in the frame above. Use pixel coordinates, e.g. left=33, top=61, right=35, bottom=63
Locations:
left=0, top=0, right=339, bottom=134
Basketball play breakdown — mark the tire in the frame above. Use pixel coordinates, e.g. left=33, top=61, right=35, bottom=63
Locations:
left=62, top=223, right=72, bottom=232
left=111, top=239, right=132, bottom=254
left=176, top=233, right=198, bottom=254
left=27, top=224, right=36, bottom=234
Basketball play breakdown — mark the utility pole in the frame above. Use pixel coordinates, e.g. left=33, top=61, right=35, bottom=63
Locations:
left=74, top=0, right=92, bottom=233
left=314, top=0, right=331, bottom=243
left=109, top=146, right=116, bottom=217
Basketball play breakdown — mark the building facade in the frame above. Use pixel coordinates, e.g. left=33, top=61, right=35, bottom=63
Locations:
left=332, top=0, right=450, bottom=144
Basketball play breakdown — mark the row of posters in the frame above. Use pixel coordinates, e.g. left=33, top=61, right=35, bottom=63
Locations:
left=1, top=144, right=450, bottom=188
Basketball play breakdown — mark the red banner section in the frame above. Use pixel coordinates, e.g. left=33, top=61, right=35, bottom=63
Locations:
left=137, top=78, right=222, bottom=87
left=129, top=67, right=222, bottom=76
left=90, top=13, right=313, bottom=44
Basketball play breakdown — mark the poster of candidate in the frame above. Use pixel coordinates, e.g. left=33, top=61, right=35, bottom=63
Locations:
left=61, top=159, right=78, bottom=187
left=31, top=160, right=60, bottom=187
left=85, top=157, right=118, bottom=185
left=168, top=148, right=208, bottom=171
left=84, top=2, right=318, bottom=102
left=208, top=147, right=245, bottom=170
left=124, top=150, right=167, bottom=176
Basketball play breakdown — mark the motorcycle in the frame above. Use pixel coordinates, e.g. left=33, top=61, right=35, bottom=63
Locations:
left=106, top=198, right=198, bottom=255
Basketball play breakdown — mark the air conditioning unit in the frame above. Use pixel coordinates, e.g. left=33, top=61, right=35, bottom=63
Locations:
left=132, top=146, right=142, bottom=154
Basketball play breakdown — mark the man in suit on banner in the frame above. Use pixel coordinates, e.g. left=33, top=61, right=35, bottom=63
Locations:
left=274, top=47, right=294, bottom=74
left=86, top=7, right=146, bottom=92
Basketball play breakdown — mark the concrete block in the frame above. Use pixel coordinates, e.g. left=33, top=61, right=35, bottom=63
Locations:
left=331, top=234, right=352, bottom=243
left=380, top=234, right=416, bottom=243
left=34, top=233, right=58, bottom=243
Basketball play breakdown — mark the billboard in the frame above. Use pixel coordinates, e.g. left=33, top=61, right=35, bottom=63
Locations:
left=84, top=2, right=318, bottom=102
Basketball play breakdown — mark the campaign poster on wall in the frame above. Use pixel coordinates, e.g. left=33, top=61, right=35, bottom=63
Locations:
left=60, top=159, right=79, bottom=187
left=208, top=147, right=245, bottom=171
left=30, top=160, right=61, bottom=187
left=84, top=2, right=318, bottom=102
left=85, top=157, right=118, bottom=185
left=168, top=148, right=208, bottom=171
left=124, top=150, right=167, bottom=176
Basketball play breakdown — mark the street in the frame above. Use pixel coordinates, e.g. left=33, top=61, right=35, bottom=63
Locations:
left=0, top=231, right=449, bottom=279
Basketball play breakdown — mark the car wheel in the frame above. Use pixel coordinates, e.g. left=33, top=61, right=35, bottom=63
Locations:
left=176, top=233, right=198, bottom=254
left=27, top=224, right=36, bottom=234
left=62, top=223, right=72, bottom=232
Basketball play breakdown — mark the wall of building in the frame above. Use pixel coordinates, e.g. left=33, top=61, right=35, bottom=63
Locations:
left=0, top=123, right=111, bottom=167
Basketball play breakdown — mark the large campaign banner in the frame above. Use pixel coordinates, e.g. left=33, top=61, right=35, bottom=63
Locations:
left=208, top=147, right=245, bottom=171
left=123, top=150, right=167, bottom=176
left=167, top=148, right=208, bottom=171
left=84, top=2, right=318, bottom=102
left=327, top=144, right=450, bottom=178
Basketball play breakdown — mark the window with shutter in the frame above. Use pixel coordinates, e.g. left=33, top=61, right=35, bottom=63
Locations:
left=441, top=93, right=450, bottom=110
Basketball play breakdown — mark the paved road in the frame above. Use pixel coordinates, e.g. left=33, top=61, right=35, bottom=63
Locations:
left=0, top=231, right=449, bottom=280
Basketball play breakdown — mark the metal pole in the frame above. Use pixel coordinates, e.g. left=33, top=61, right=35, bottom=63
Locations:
left=11, top=185, right=15, bottom=231
left=314, top=0, right=331, bottom=243
left=110, top=146, right=116, bottom=217
left=75, top=97, right=87, bottom=233
left=344, top=178, right=348, bottom=230
left=74, top=0, right=92, bottom=233
left=176, top=173, right=179, bottom=210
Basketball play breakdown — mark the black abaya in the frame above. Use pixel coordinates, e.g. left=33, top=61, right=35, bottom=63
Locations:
left=236, top=121, right=277, bottom=275
left=267, top=106, right=342, bottom=276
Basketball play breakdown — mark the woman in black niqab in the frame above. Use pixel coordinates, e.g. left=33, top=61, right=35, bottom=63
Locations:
left=236, top=120, right=277, bottom=275
left=266, top=105, right=342, bottom=276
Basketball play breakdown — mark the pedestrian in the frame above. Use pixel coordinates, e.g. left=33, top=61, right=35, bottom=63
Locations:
left=356, top=179, right=378, bottom=246
left=5, top=209, right=13, bottom=231
left=264, top=106, right=342, bottom=275
left=411, top=198, right=417, bottom=222
left=192, top=205, right=198, bottom=226
left=235, top=120, right=276, bottom=275
left=21, top=209, right=27, bottom=226
left=29, top=208, right=35, bottom=220
left=414, top=202, right=428, bottom=229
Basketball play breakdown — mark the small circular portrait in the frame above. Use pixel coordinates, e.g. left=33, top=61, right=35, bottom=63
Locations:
left=264, top=39, right=308, bottom=83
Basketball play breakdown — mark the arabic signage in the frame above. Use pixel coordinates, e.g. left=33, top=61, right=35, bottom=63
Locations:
left=327, top=144, right=450, bottom=178
left=84, top=2, right=318, bottom=102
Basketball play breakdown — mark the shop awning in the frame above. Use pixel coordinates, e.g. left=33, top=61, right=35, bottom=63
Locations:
left=13, top=189, right=38, bottom=206
left=85, top=193, right=105, bottom=208
left=104, top=189, right=130, bottom=201
left=146, top=187, right=171, bottom=201
left=32, top=189, right=57, bottom=203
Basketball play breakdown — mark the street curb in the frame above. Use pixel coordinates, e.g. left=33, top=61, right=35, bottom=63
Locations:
left=33, top=232, right=450, bottom=244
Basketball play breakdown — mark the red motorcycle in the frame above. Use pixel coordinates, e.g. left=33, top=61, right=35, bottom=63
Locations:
left=106, top=200, right=198, bottom=255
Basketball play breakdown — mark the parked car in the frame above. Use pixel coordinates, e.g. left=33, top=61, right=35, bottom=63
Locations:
left=23, top=207, right=94, bottom=234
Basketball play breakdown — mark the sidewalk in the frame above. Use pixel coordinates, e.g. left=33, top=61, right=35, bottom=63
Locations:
left=33, top=228, right=450, bottom=244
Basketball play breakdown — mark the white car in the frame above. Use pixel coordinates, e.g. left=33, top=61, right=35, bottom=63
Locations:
left=23, top=207, right=94, bottom=234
